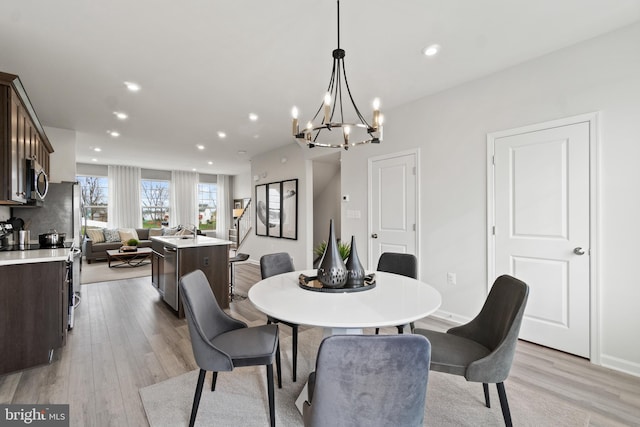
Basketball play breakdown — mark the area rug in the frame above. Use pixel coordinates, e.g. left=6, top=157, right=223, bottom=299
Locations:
left=80, top=259, right=151, bottom=284
left=139, top=330, right=590, bottom=426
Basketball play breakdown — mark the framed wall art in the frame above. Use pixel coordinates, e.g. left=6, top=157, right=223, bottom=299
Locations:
left=281, top=179, right=298, bottom=239
left=255, top=184, right=267, bottom=236
left=255, top=178, right=298, bottom=240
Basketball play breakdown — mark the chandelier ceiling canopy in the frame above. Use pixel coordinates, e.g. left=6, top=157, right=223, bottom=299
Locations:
left=291, top=0, right=383, bottom=150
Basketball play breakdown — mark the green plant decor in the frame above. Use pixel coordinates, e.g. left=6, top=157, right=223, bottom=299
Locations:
left=126, top=238, right=139, bottom=246
left=314, top=240, right=351, bottom=260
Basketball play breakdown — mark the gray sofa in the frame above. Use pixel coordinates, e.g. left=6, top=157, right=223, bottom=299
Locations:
left=83, top=228, right=154, bottom=263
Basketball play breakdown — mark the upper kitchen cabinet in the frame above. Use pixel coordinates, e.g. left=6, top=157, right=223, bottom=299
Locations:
left=0, top=71, right=53, bottom=205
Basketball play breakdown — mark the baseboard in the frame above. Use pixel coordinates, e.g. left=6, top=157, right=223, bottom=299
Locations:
left=430, top=309, right=471, bottom=325
left=600, top=354, right=640, bottom=378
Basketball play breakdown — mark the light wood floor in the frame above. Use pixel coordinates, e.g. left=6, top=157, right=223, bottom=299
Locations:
left=1, top=262, right=639, bottom=426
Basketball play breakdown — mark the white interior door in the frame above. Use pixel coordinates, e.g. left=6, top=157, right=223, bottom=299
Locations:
left=491, top=120, right=591, bottom=358
left=368, top=150, right=418, bottom=270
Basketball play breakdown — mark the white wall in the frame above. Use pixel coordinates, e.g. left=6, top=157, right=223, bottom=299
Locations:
left=241, top=143, right=314, bottom=269
left=312, top=160, right=341, bottom=252
left=232, top=171, right=251, bottom=199
left=46, top=126, right=76, bottom=183
left=341, top=23, right=640, bottom=375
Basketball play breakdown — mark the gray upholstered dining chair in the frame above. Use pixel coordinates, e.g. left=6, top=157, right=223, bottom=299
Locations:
left=260, top=252, right=299, bottom=382
left=303, top=334, right=432, bottom=427
left=180, top=269, right=282, bottom=427
left=375, top=252, right=418, bottom=334
left=414, top=274, right=529, bottom=427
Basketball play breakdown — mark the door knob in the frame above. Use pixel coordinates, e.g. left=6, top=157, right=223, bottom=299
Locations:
left=371, top=233, right=378, bottom=239
left=573, top=247, right=585, bottom=255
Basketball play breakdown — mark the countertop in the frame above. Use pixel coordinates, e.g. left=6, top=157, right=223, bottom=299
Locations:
left=151, top=235, right=232, bottom=249
left=0, top=247, right=70, bottom=266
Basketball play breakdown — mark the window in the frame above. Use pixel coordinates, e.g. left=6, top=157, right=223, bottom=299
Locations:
left=77, top=175, right=108, bottom=230
left=141, top=179, right=170, bottom=228
left=198, top=182, right=217, bottom=230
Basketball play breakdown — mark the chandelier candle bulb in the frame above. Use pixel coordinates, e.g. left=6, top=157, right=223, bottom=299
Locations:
left=343, top=126, right=351, bottom=144
left=291, top=107, right=299, bottom=136
left=324, top=93, right=331, bottom=123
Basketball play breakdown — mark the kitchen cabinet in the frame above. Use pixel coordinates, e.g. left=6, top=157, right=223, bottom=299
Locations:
left=0, top=260, right=67, bottom=375
left=0, top=71, right=53, bottom=205
left=151, top=236, right=230, bottom=317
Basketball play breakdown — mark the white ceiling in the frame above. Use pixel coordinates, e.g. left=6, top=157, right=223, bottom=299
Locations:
left=1, top=0, right=639, bottom=175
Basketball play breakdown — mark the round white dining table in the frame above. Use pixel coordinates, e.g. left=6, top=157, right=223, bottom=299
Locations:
left=248, top=269, right=442, bottom=335
left=250, top=269, right=441, bottom=413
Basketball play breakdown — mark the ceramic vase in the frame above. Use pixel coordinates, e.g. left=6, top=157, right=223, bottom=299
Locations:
left=317, top=219, right=347, bottom=288
left=345, top=235, right=365, bottom=288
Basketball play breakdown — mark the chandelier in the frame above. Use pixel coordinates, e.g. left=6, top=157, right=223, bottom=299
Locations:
left=291, top=0, right=383, bottom=150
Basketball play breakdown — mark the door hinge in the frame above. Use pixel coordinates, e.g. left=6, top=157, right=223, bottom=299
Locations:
left=413, top=224, right=416, bottom=231
left=492, top=226, right=495, bottom=235
left=492, top=155, right=495, bottom=165
left=412, top=166, right=416, bottom=175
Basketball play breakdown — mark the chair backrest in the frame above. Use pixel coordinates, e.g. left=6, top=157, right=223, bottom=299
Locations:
left=448, top=274, right=529, bottom=382
left=376, top=252, right=417, bottom=279
left=179, top=269, right=246, bottom=372
left=303, top=334, right=431, bottom=427
left=260, top=252, right=294, bottom=279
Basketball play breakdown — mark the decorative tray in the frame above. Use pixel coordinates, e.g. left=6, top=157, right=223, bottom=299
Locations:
left=120, top=246, right=138, bottom=252
left=298, top=273, right=376, bottom=293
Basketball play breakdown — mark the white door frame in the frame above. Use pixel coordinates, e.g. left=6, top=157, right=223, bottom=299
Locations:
left=367, top=148, right=420, bottom=275
left=486, top=112, right=599, bottom=363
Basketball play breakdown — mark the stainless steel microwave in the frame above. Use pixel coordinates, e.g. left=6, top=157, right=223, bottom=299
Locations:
left=26, top=158, right=49, bottom=202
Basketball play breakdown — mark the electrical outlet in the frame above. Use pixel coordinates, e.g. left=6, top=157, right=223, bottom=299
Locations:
left=447, top=272, right=456, bottom=285
left=203, top=257, right=209, bottom=266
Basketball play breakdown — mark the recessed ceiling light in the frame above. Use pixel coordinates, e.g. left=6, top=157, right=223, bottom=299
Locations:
left=207, top=161, right=213, bottom=165
left=217, top=131, right=227, bottom=139
left=237, top=150, right=247, bottom=155
left=124, top=81, right=141, bottom=92
left=91, top=158, right=98, bottom=162
left=422, top=44, right=440, bottom=57
left=94, top=147, right=102, bottom=152
left=113, top=111, right=128, bottom=120
left=196, top=144, right=205, bottom=150
left=192, top=168, right=197, bottom=171
left=108, top=130, right=120, bottom=137
left=249, top=113, right=259, bottom=121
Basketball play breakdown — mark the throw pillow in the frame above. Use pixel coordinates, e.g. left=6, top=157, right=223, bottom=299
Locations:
left=86, top=228, right=105, bottom=243
left=148, top=228, right=163, bottom=237
left=103, top=228, right=121, bottom=243
left=118, top=228, right=139, bottom=243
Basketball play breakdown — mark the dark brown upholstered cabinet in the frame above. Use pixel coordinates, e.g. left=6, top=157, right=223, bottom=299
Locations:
left=0, top=261, right=68, bottom=375
left=0, top=71, right=53, bottom=205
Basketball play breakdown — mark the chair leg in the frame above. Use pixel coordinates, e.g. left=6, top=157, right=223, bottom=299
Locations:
left=266, top=364, right=276, bottom=427
left=496, top=382, right=513, bottom=427
left=410, top=321, right=415, bottom=334
left=483, top=383, right=490, bottom=407
left=211, top=371, right=218, bottom=391
left=189, top=369, right=206, bottom=427
left=292, top=325, right=298, bottom=382
left=397, top=325, right=404, bottom=334
left=276, top=340, right=282, bottom=389
left=375, top=328, right=380, bottom=334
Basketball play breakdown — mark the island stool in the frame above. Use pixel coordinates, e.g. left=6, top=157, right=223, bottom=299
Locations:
left=229, top=252, right=250, bottom=300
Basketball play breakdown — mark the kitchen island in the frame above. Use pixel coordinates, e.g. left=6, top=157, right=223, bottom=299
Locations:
left=151, top=235, right=231, bottom=317
left=0, top=247, right=69, bottom=375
